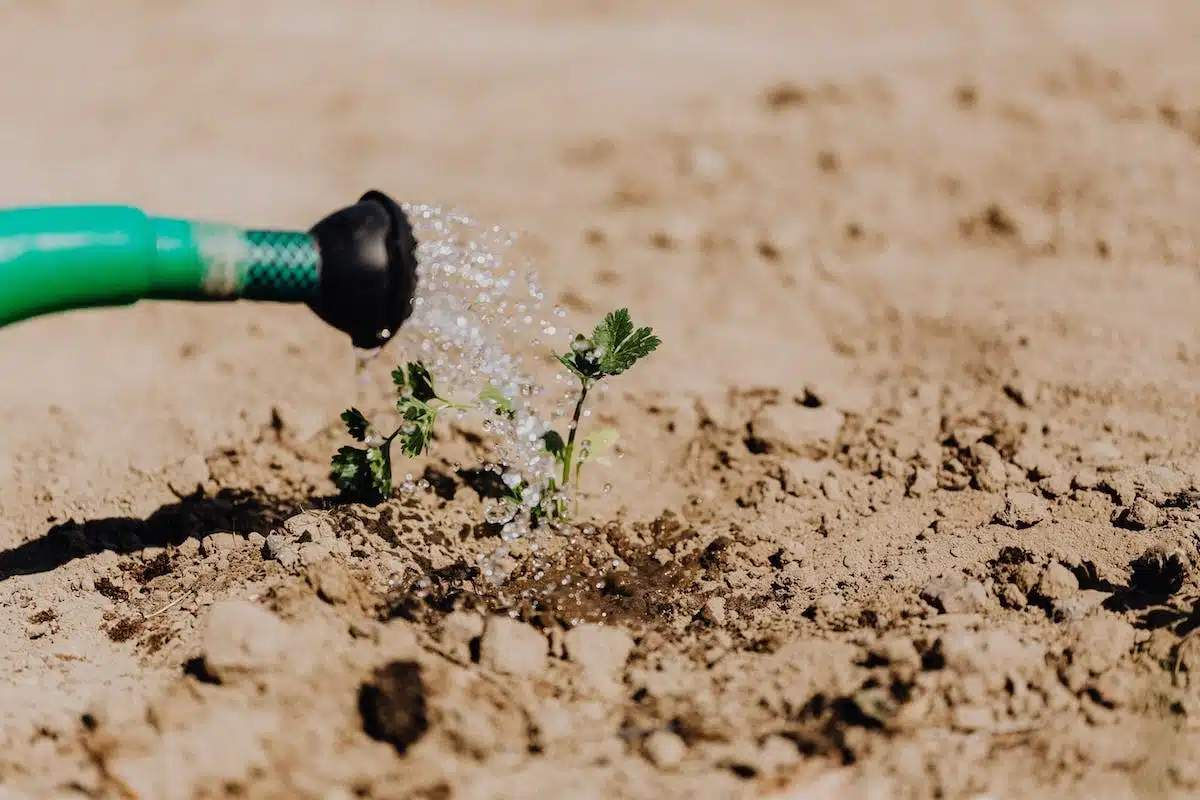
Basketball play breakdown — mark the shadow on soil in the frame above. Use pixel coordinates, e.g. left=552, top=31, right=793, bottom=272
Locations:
left=0, top=488, right=332, bottom=579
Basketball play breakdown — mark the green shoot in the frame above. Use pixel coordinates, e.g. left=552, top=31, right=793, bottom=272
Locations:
left=330, top=308, right=660, bottom=522
left=550, top=308, right=660, bottom=492
left=330, top=361, right=474, bottom=503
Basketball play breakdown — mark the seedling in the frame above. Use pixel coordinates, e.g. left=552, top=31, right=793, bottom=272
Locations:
left=331, top=308, right=660, bottom=523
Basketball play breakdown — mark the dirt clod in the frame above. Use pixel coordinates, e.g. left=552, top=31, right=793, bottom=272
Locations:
left=479, top=616, right=547, bottom=676
left=1114, top=497, right=1161, bottom=530
left=198, top=600, right=291, bottom=683
left=994, top=490, right=1050, bottom=528
left=643, top=730, right=688, bottom=769
left=921, top=575, right=989, bottom=614
left=563, top=624, right=634, bottom=680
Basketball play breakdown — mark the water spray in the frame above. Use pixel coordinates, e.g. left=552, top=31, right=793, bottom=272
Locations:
left=0, top=190, right=419, bottom=348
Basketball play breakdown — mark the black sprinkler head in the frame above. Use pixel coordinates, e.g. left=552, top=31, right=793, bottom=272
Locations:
left=307, top=190, right=419, bottom=350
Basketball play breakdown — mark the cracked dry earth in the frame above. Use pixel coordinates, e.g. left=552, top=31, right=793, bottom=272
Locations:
left=3, top=1, right=1200, bottom=798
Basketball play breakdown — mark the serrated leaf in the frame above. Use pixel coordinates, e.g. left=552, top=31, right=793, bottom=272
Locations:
left=399, top=397, right=428, bottom=423
left=556, top=351, right=584, bottom=377
left=331, top=445, right=368, bottom=487
left=399, top=423, right=430, bottom=458
left=406, top=362, right=437, bottom=402
left=592, top=308, right=660, bottom=376
left=331, top=444, right=392, bottom=504
left=592, top=308, right=633, bottom=356
left=391, top=366, right=407, bottom=390
left=366, top=446, right=392, bottom=496
left=341, top=408, right=370, bottom=442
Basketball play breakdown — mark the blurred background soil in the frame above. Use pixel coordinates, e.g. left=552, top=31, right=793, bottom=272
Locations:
left=1, top=1, right=1200, bottom=797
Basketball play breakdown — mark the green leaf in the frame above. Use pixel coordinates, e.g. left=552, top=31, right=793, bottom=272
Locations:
left=399, top=420, right=432, bottom=457
left=391, top=366, right=407, bottom=390
left=399, top=397, right=427, bottom=422
left=592, top=309, right=634, bottom=357
left=341, top=408, right=370, bottom=442
left=555, top=351, right=585, bottom=378
left=331, top=445, right=367, bottom=487
left=592, top=308, right=660, bottom=376
left=542, top=430, right=566, bottom=460
left=555, top=335, right=603, bottom=381
left=366, top=447, right=392, bottom=497
left=407, top=362, right=437, bottom=402
left=331, top=444, right=392, bottom=503
left=478, top=385, right=514, bottom=417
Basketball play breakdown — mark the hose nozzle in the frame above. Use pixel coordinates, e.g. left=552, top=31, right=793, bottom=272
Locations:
left=307, top=190, right=420, bottom=350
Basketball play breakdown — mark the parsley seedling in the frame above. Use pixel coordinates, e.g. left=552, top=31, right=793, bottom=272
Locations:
left=551, top=308, right=659, bottom=485
left=330, top=308, right=660, bottom=522
left=331, top=362, right=474, bottom=503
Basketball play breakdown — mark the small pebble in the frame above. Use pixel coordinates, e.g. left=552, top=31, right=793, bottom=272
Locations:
left=1039, top=473, right=1072, bottom=498
left=1081, top=440, right=1122, bottom=468
left=1034, top=562, right=1079, bottom=610
left=200, top=600, right=291, bottom=682
left=814, top=593, right=845, bottom=616
left=298, top=543, right=332, bottom=567
left=441, top=611, right=485, bottom=660
left=643, top=730, right=687, bottom=769
left=176, top=538, right=201, bottom=559
left=998, top=583, right=1028, bottom=610
left=921, top=576, right=989, bottom=614
left=969, top=443, right=1008, bottom=492
left=951, top=705, right=994, bottom=732
left=1114, top=498, right=1160, bottom=530
left=820, top=476, right=846, bottom=503
left=200, top=532, right=239, bottom=556
left=994, top=491, right=1049, bottom=529
left=165, top=454, right=210, bottom=496
left=563, top=624, right=634, bottom=679
left=479, top=616, right=547, bottom=676
left=1013, top=443, right=1060, bottom=479
left=703, top=596, right=727, bottom=626
left=907, top=467, right=938, bottom=497
left=867, top=636, right=921, bottom=668
left=284, top=513, right=334, bottom=543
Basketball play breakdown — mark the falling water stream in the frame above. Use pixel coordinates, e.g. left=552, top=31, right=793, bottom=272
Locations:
left=352, top=204, right=593, bottom=584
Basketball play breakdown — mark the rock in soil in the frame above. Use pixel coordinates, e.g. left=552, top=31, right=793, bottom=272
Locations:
left=643, top=730, right=688, bottom=769
left=479, top=616, right=548, bottom=676
left=1113, top=497, right=1161, bottom=530
left=198, top=600, right=292, bottom=683
left=921, top=575, right=989, bottom=614
left=1033, top=562, right=1080, bottom=609
left=563, top=623, right=635, bottom=679
left=994, top=491, right=1050, bottom=528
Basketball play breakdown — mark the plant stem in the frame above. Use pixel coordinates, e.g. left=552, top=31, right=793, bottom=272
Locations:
left=561, top=381, right=590, bottom=487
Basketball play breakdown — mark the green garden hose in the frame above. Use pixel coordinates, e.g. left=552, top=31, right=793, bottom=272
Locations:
left=0, top=190, right=419, bottom=349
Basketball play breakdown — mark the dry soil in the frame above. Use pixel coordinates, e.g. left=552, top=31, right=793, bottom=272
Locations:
left=2, top=1, right=1200, bottom=798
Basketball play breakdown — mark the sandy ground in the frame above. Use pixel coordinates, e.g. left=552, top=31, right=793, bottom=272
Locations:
left=3, top=1, right=1200, bottom=797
